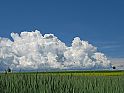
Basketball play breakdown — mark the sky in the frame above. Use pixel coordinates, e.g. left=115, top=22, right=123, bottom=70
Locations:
left=0, top=0, right=124, bottom=58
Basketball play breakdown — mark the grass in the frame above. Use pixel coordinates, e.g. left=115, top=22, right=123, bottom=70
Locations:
left=0, top=70, right=124, bottom=93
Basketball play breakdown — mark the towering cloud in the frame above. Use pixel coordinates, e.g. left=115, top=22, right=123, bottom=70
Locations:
left=0, top=30, right=112, bottom=71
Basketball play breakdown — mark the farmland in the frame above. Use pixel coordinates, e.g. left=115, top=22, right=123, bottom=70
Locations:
left=0, top=70, right=124, bottom=93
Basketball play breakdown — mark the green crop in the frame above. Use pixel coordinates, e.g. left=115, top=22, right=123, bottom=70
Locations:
left=0, top=71, right=124, bottom=93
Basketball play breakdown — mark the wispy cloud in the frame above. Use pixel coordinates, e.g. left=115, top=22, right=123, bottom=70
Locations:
left=100, top=45, right=121, bottom=49
left=93, top=41, right=123, bottom=50
left=92, top=41, right=124, bottom=58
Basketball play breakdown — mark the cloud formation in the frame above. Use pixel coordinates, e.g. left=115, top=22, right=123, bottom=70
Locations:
left=0, top=30, right=112, bottom=70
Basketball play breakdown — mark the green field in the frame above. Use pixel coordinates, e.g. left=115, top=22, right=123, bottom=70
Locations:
left=0, top=70, right=124, bottom=93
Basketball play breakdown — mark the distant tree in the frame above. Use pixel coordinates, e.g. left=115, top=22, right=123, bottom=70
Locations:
left=112, top=66, right=116, bottom=69
left=7, top=67, right=12, bottom=72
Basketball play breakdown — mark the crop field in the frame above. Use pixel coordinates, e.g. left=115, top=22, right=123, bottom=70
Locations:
left=0, top=70, right=124, bottom=93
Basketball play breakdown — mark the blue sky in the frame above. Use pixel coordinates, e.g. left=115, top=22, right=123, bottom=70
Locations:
left=0, top=0, right=124, bottom=58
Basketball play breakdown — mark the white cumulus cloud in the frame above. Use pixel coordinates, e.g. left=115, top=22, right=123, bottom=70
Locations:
left=0, top=30, right=112, bottom=71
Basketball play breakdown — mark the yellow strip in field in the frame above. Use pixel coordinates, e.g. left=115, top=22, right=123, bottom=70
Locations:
left=0, top=71, right=124, bottom=76
left=37, top=72, right=124, bottom=76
